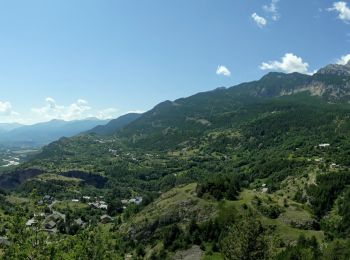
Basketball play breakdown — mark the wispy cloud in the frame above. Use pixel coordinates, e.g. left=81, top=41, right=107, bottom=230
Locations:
left=328, top=2, right=350, bottom=23
left=0, top=97, right=123, bottom=124
left=216, top=65, right=231, bottom=76
left=263, top=0, right=280, bottom=21
left=260, top=53, right=312, bottom=74
left=251, top=0, right=280, bottom=28
left=31, top=98, right=119, bottom=122
left=95, top=108, right=119, bottom=119
left=251, top=13, right=267, bottom=28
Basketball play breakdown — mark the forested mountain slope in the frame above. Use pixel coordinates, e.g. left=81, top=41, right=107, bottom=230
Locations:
left=113, top=62, right=350, bottom=150
left=2, top=62, right=350, bottom=259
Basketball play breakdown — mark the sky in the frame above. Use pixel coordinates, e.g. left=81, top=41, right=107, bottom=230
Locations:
left=0, top=0, right=349, bottom=124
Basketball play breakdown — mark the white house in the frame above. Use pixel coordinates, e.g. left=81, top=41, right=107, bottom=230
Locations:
left=319, top=143, right=330, bottom=148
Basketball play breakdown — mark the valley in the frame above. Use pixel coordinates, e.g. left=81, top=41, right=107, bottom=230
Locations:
left=1, top=62, right=350, bottom=259
left=1, top=1, right=349, bottom=258
left=0, top=147, right=38, bottom=169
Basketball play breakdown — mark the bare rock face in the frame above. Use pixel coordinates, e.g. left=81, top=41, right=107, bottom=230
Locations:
left=173, top=245, right=203, bottom=260
left=262, top=61, right=350, bottom=102
left=317, top=61, right=350, bottom=76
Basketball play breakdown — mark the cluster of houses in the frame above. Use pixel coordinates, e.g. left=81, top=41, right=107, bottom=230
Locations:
left=37, top=195, right=54, bottom=206
left=74, top=195, right=109, bottom=210
left=125, top=152, right=138, bottom=162
left=25, top=193, right=144, bottom=233
left=106, top=144, right=160, bottom=162
left=121, top=196, right=143, bottom=206
left=26, top=210, right=67, bottom=232
left=312, top=157, right=342, bottom=170
left=27, top=195, right=69, bottom=232
left=28, top=195, right=89, bottom=232
left=309, top=144, right=343, bottom=170
left=69, top=196, right=109, bottom=210
left=78, top=194, right=143, bottom=209
left=88, top=200, right=108, bottom=210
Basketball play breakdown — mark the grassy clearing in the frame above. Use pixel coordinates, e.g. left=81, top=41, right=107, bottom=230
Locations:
left=228, top=188, right=324, bottom=245
left=52, top=200, right=89, bottom=212
left=120, top=183, right=218, bottom=236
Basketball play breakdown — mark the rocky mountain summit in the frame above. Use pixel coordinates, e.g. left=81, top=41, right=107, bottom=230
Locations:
left=317, top=60, right=350, bottom=76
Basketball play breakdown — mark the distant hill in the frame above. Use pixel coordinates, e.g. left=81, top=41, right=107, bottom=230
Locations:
left=86, top=113, right=141, bottom=135
left=0, top=123, right=23, bottom=133
left=0, top=118, right=109, bottom=147
left=29, top=61, right=350, bottom=157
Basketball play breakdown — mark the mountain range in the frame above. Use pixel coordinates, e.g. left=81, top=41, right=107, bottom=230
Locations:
left=103, top=60, right=350, bottom=150
left=0, top=123, right=23, bottom=133
left=3, top=60, right=349, bottom=150
left=3, top=61, right=350, bottom=259
left=0, top=118, right=109, bottom=147
left=24, top=60, right=350, bottom=161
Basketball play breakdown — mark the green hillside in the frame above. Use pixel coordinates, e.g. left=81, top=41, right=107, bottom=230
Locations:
left=2, top=65, right=350, bottom=259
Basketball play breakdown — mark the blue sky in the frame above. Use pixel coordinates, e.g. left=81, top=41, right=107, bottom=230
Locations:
left=0, top=0, right=349, bottom=124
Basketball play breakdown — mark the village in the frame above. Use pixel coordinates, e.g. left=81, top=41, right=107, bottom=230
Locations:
left=24, top=193, right=143, bottom=233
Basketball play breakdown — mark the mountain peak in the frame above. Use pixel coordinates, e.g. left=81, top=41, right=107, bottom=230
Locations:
left=316, top=62, right=350, bottom=76
left=260, top=71, right=310, bottom=82
left=261, top=72, right=286, bottom=79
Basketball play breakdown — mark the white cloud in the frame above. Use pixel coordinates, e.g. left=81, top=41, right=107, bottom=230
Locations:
left=32, top=97, right=92, bottom=121
left=95, top=108, right=119, bottom=120
left=126, top=110, right=145, bottom=114
left=336, top=54, right=350, bottom=65
left=328, top=2, right=350, bottom=22
left=65, top=99, right=91, bottom=120
left=260, top=53, right=311, bottom=74
left=0, top=101, right=14, bottom=116
left=216, top=65, right=231, bottom=76
left=263, top=0, right=280, bottom=21
left=0, top=101, right=19, bottom=117
left=0, top=101, right=21, bottom=123
left=251, top=13, right=267, bottom=27
left=0, top=98, right=121, bottom=124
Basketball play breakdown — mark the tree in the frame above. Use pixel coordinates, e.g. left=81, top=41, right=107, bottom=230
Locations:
left=220, top=216, right=271, bottom=260
left=107, top=199, right=123, bottom=216
left=276, top=235, right=321, bottom=260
